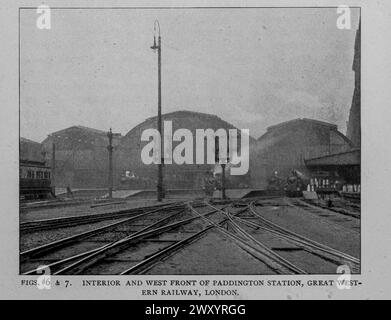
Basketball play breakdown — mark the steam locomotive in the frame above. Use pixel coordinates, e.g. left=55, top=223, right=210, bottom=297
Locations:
left=267, top=170, right=309, bottom=197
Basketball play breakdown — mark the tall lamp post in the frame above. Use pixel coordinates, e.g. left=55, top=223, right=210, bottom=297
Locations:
left=107, top=128, right=121, bottom=199
left=51, top=142, right=56, bottom=197
left=215, top=137, right=229, bottom=200
left=151, top=20, right=164, bottom=202
left=107, top=128, right=114, bottom=199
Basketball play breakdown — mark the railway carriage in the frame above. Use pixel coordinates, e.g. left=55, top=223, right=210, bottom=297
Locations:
left=20, top=160, right=52, bottom=200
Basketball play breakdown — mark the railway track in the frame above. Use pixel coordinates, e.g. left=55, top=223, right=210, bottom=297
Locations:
left=66, top=200, right=307, bottom=275
left=51, top=204, right=238, bottom=275
left=290, top=198, right=360, bottom=218
left=21, top=197, right=361, bottom=275
left=225, top=201, right=360, bottom=273
left=23, top=202, right=247, bottom=275
left=191, top=203, right=307, bottom=275
left=20, top=201, right=185, bottom=232
left=299, top=198, right=360, bottom=218
left=286, top=198, right=360, bottom=234
left=21, top=203, right=189, bottom=274
left=185, top=200, right=360, bottom=274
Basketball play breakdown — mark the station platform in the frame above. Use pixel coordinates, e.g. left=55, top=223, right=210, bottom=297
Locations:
left=212, top=189, right=282, bottom=199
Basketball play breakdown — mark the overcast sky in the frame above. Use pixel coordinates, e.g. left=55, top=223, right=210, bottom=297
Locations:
left=20, top=7, right=360, bottom=142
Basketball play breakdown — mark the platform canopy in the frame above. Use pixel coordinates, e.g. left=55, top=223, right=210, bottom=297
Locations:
left=305, top=149, right=360, bottom=167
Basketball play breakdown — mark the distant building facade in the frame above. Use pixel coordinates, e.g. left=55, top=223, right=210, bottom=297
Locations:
left=42, top=126, right=121, bottom=188
left=250, top=118, right=353, bottom=188
left=117, top=111, right=254, bottom=190
left=20, top=137, right=45, bottom=163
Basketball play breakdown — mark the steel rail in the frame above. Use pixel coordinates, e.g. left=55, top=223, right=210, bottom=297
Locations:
left=120, top=204, right=251, bottom=275
left=284, top=199, right=360, bottom=236
left=190, top=204, right=302, bottom=274
left=231, top=215, right=360, bottom=272
left=120, top=226, right=214, bottom=275
left=202, top=203, right=307, bottom=274
left=20, top=205, right=183, bottom=262
left=292, top=198, right=360, bottom=219
left=248, top=202, right=360, bottom=264
left=223, top=211, right=307, bottom=274
left=22, top=207, right=186, bottom=275
left=53, top=205, right=232, bottom=275
left=21, top=202, right=186, bottom=232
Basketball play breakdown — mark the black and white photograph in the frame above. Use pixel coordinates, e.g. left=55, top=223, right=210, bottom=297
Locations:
left=18, top=6, right=362, bottom=277
left=3, top=0, right=391, bottom=302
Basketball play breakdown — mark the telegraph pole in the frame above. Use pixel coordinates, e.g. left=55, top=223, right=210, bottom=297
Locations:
left=221, top=163, right=226, bottom=200
left=151, top=20, right=164, bottom=202
left=51, top=142, right=56, bottom=196
left=107, top=128, right=114, bottom=199
left=221, top=141, right=229, bottom=200
left=215, top=137, right=228, bottom=200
